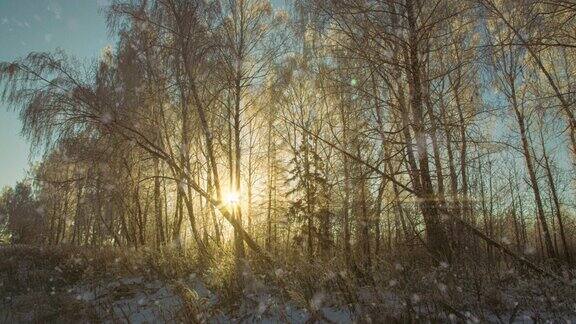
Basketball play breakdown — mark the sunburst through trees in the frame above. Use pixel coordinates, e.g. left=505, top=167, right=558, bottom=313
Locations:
left=1, top=0, right=576, bottom=321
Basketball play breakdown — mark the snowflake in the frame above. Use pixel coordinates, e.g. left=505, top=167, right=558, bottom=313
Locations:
left=257, top=301, right=267, bottom=315
left=466, top=315, right=480, bottom=323
left=47, top=3, right=62, bottom=20
left=100, top=112, right=113, bottom=124
left=325, top=270, right=336, bottom=280
left=438, top=283, right=447, bottom=293
left=310, top=291, right=325, bottom=311
left=101, top=45, right=115, bottom=66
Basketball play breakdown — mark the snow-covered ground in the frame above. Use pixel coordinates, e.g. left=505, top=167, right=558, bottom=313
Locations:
left=70, top=274, right=353, bottom=323
left=2, top=245, right=576, bottom=323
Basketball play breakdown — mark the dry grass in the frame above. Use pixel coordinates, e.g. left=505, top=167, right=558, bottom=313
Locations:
left=1, top=244, right=576, bottom=323
left=0, top=245, right=119, bottom=322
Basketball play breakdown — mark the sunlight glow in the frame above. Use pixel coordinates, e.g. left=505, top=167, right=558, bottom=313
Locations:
left=224, top=191, right=240, bottom=206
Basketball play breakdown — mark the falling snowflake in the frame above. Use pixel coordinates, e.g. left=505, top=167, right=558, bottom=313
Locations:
left=47, top=2, right=62, bottom=20
left=325, top=270, right=336, bottom=280
left=257, top=301, right=267, bottom=315
left=438, top=283, right=447, bottom=293
left=524, top=246, right=536, bottom=255
left=310, top=291, right=325, bottom=311
left=100, top=112, right=113, bottom=124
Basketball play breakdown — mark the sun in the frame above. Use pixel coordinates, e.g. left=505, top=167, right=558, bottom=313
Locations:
left=224, top=191, right=240, bottom=205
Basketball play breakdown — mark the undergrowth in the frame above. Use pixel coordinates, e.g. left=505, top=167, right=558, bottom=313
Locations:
left=1, top=244, right=576, bottom=323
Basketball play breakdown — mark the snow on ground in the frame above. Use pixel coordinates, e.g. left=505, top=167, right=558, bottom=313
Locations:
left=71, top=274, right=353, bottom=323
left=2, top=246, right=576, bottom=323
left=3, top=268, right=575, bottom=323
left=73, top=277, right=182, bottom=323
left=71, top=273, right=575, bottom=323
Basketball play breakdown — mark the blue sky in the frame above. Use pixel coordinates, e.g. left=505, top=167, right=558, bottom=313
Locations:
left=0, top=0, right=111, bottom=188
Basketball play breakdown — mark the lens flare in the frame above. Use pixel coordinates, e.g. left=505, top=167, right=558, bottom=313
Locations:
left=224, top=191, right=240, bottom=205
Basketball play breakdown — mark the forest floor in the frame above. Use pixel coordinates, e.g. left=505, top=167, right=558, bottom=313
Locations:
left=1, top=245, right=576, bottom=323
